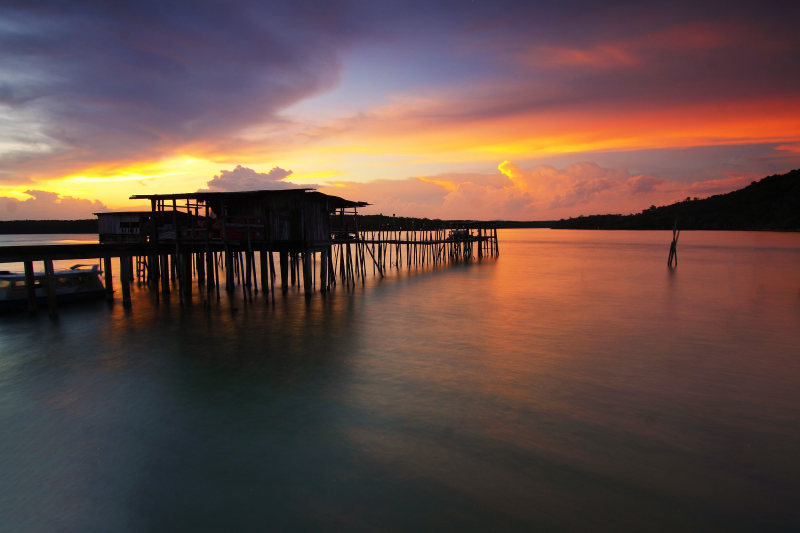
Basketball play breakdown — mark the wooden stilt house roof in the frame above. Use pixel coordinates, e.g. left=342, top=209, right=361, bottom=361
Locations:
left=130, top=189, right=369, bottom=210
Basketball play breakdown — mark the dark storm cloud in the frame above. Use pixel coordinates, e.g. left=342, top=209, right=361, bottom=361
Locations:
left=1, top=0, right=797, bottom=184
left=0, top=0, right=367, bottom=174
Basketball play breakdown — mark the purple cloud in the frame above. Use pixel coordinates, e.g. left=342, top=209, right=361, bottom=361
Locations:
left=0, top=190, right=107, bottom=220
left=203, top=165, right=300, bottom=192
left=626, top=175, right=667, bottom=193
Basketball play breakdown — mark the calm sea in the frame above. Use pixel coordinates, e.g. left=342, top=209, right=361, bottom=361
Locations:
left=1, top=229, right=799, bottom=531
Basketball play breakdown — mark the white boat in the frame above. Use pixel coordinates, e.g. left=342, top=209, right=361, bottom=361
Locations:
left=0, top=264, right=106, bottom=312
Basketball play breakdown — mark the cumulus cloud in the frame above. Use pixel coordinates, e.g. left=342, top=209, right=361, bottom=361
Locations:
left=203, top=165, right=301, bottom=192
left=324, top=160, right=758, bottom=220
left=626, top=175, right=667, bottom=193
left=0, top=190, right=107, bottom=220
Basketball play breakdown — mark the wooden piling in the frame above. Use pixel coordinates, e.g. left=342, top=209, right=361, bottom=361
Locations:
left=279, top=251, right=289, bottom=292
left=103, top=256, right=113, bottom=300
left=259, top=251, right=269, bottom=295
left=24, top=261, right=36, bottom=312
left=120, top=256, right=132, bottom=308
left=225, top=250, right=235, bottom=291
left=302, top=252, right=313, bottom=294
left=160, top=254, right=170, bottom=295
left=320, top=248, right=329, bottom=292
left=205, top=251, right=215, bottom=290
left=43, top=259, right=57, bottom=317
left=196, top=252, right=205, bottom=285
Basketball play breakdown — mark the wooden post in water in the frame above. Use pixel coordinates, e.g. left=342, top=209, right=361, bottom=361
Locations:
left=182, top=252, right=192, bottom=304
left=160, top=254, right=170, bottom=295
left=269, top=252, right=276, bottom=300
left=43, top=259, right=57, bottom=317
left=205, top=251, right=215, bottom=290
left=320, top=248, right=329, bottom=293
left=279, top=251, right=289, bottom=293
left=225, top=250, right=235, bottom=291
left=302, top=252, right=313, bottom=294
left=259, top=251, right=269, bottom=295
left=103, top=256, right=113, bottom=300
left=667, top=222, right=679, bottom=269
left=244, top=251, right=253, bottom=288
left=24, top=261, right=36, bottom=312
left=120, top=256, right=132, bottom=308
left=196, top=252, right=205, bottom=286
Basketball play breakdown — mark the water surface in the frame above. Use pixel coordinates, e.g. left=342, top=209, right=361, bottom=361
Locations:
left=1, top=229, right=799, bottom=531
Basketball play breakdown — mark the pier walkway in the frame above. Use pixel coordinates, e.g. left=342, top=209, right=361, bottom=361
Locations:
left=0, top=227, right=497, bottom=316
left=0, top=189, right=498, bottom=315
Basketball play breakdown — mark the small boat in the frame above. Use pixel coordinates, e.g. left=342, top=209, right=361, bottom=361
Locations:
left=0, top=264, right=106, bottom=312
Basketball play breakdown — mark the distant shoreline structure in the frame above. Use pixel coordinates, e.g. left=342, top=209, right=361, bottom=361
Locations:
left=2, top=169, right=798, bottom=234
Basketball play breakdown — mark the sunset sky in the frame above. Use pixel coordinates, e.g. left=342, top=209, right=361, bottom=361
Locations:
left=1, top=0, right=799, bottom=220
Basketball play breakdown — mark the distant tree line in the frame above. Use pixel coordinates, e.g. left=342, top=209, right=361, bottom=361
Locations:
left=550, top=169, right=800, bottom=230
left=333, top=214, right=549, bottom=231
left=0, top=219, right=98, bottom=234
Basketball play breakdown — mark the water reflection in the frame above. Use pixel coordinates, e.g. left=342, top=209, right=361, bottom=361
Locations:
left=1, top=230, right=799, bottom=531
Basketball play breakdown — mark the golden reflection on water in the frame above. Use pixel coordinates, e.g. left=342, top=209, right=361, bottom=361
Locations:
left=1, top=229, right=799, bottom=531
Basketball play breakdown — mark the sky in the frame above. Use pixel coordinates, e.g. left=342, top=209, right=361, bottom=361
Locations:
left=1, top=0, right=799, bottom=220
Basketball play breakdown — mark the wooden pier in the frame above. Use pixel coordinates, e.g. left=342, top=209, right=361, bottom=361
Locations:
left=0, top=189, right=498, bottom=314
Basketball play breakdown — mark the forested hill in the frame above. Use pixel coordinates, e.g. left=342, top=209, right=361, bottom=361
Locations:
left=550, top=169, right=800, bottom=230
left=0, top=219, right=98, bottom=234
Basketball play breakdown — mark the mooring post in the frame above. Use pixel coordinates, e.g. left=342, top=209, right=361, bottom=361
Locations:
left=103, top=256, right=113, bottom=300
left=667, top=221, right=679, bottom=269
left=24, top=261, right=36, bottom=312
left=43, top=259, right=57, bottom=317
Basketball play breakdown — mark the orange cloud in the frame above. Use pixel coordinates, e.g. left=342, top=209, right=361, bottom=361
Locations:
left=323, top=159, right=779, bottom=221
left=775, top=143, right=800, bottom=154
left=523, top=44, right=637, bottom=69
left=520, top=22, right=738, bottom=71
left=418, top=176, right=459, bottom=192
